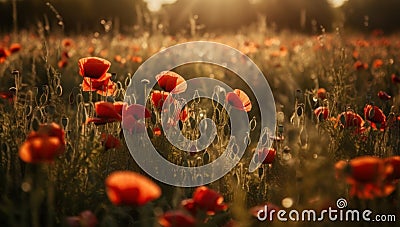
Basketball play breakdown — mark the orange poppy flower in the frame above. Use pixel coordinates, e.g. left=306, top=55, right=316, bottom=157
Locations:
left=155, top=71, right=187, bottom=94
left=61, top=38, right=74, bottom=48
left=78, top=57, right=111, bottom=79
left=105, top=171, right=161, bottom=206
left=257, top=147, right=276, bottom=164
left=355, top=39, right=369, bottom=47
left=314, top=106, right=329, bottom=121
left=19, top=123, right=65, bottom=163
left=364, top=104, right=386, bottom=130
left=352, top=50, right=359, bottom=59
left=226, top=89, right=252, bottom=112
left=101, top=133, right=121, bottom=150
left=114, top=55, right=123, bottom=63
left=377, top=91, right=391, bottom=101
left=158, top=211, right=196, bottom=227
left=131, top=56, right=142, bottom=63
left=192, top=186, right=228, bottom=215
left=372, top=59, right=384, bottom=69
left=9, top=43, right=21, bottom=54
left=317, top=88, right=327, bottom=100
left=353, top=60, right=368, bottom=70
left=153, top=127, right=162, bottom=136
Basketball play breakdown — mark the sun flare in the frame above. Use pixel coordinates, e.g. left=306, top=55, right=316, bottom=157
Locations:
left=327, top=0, right=348, bottom=8
left=144, top=0, right=177, bottom=12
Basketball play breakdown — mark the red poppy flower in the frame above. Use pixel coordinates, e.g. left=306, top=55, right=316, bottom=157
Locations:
left=336, top=111, right=365, bottom=130
left=155, top=71, right=187, bottom=94
left=372, top=59, right=384, bottom=69
left=192, top=186, right=228, bottom=215
left=377, top=91, right=391, bottom=101
left=81, top=73, right=116, bottom=96
left=181, top=199, right=197, bottom=216
left=317, top=88, right=327, bottom=100
left=96, top=80, right=116, bottom=96
left=384, top=156, right=400, bottom=182
left=151, top=90, right=171, bottom=110
left=122, top=115, right=147, bottom=134
left=123, top=103, right=151, bottom=120
left=226, top=89, right=252, bottom=112
left=158, top=211, right=196, bottom=227
left=122, top=104, right=151, bottom=133
left=113, top=101, right=125, bottom=115
left=348, top=156, right=387, bottom=182
left=179, top=106, right=188, bottom=122
left=249, top=203, right=280, bottom=221
left=314, top=106, right=329, bottom=121
left=0, top=90, right=15, bottom=103
left=0, top=47, right=9, bottom=63
left=391, top=74, right=400, bottom=84
left=336, top=156, right=395, bottom=199
left=96, top=101, right=122, bottom=120
left=353, top=60, right=368, bottom=70
left=153, top=127, right=162, bottom=136
left=78, top=57, right=111, bottom=79
left=257, top=147, right=276, bottom=164
left=364, top=104, right=386, bottom=130
left=19, top=123, right=65, bottom=163
left=86, top=101, right=122, bottom=125
left=101, top=133, right=121, bottom=150
left=9, top=43, right=21, bottom=54
left=105, top=171, right=161, bottom=206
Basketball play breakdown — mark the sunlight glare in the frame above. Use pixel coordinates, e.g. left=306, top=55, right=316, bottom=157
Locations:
left=144, top=0, right=177, bottom=12
left=327, top=0, right=348, bottom=8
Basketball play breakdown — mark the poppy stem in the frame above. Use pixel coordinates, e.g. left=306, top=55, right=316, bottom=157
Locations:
left=106, top=147, right=111, bottom=175
left=46, top=165, right=55, bottom=227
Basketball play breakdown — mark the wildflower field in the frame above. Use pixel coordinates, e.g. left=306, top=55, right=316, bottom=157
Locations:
left=1, top=18, right=400, bottom=227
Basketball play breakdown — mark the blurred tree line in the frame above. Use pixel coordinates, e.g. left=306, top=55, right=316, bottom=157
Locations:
left=0, top=0, right=399, bottom=34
